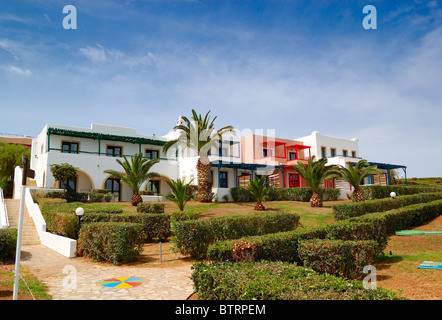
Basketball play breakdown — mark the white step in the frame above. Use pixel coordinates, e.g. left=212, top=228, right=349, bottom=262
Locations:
left=5, top=199, right=40, bottom=245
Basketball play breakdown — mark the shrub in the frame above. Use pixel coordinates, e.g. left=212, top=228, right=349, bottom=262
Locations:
left=53, top=213, right=78, bottom=239
left=298, top=239, right=379, bottom=279
left=0, top=228, right=17, bottom=262
left=78, top=222, right=144, bottom=265
left=37, top=198, right=67, bottom=207
left=208, top=219, right=387, bottom=263
left=229, top=187, right=254, bottom=202
left=82, top=212, right=171, bottom=241
left=230, top=186, right=340, bottom=202
left=39, top=201, right=123, bottom=236
left=332, top=192, right=442, bottom=220
left=104, top=193, right=113, bottom=202
left=349, top=199, right=442, bottom=235
left=361, top=185, right=441, bottom=200
left=173, top=212, right=300, bottom=259
left=89, top=191, right=105, bottom=202
left=137, top=202, right=165, bottom=214
left=191, top=261, right=403, bottom=300
left=170, top=211, right=200, bottom=223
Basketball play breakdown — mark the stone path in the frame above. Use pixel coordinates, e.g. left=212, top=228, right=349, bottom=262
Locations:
left=18, top=244, right=194, bottom=300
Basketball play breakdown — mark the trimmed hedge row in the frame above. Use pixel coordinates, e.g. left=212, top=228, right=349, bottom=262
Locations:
left=361, top=185, right=441, bottom=200
left=82, top=212, right=171, bottom=241
left=208, top=199, right=442, bottom=267
left=191, top=261, right=403, bottom=300
left=172, top=212, right=301, bottom=259
left=0, top=228, right=17, bottom=262
left=207, top=219, right=386, bottom=264
left=348, top=199, right=442, bottom=235
left=332, top=192, right=442, bottom=220
left=137, top=202, right=165, bottom=214
left=39, top=201, right=123, bottom=237
left=78, top=222, right=144, bottom=265
left=298, top=239, right=379, bottom=279
left=229, top=187, right=340, bottom=202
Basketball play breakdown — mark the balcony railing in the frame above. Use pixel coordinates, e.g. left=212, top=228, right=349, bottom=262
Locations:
left=48, top=148, right=177, bottom=162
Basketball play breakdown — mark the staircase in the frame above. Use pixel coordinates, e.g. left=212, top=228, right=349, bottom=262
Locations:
left=5, top=199, right=40, bottom=245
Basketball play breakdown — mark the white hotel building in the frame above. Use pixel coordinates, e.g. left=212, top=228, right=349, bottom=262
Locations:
left=28, top=121, right=407, bottom=202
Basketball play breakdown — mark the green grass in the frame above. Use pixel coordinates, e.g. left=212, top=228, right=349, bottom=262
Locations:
left=397, top=177, right=442, bottom=187
left=0, top=266, right=52, bottom=300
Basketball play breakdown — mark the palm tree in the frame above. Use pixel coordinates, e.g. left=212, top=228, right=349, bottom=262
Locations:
left=291, top=156, right=339, bottom=207
left=334, top=160, right=383, bottom=202
left=162, top=178, right=194, bottom=211
left=246, top=176, right=268, bottom=210
left=104, top=152, right=160, bottom=206
left=163, top=109, right=234, bottom=202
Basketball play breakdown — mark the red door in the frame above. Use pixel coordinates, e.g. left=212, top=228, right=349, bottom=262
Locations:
left=288, top=173, right=300, bottom=188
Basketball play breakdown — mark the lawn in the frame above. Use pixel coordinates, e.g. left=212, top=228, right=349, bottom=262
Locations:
left=122, top=199, right=340, bottom=227
left=0, top=264, right=52, bottom=300
left=376, top=215, right=442, bottom=300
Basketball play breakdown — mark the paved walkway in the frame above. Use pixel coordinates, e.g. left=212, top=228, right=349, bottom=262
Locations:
left=19, top=244, right=194, bottom=300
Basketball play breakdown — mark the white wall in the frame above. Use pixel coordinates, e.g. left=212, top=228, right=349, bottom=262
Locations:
left=30, top=124, right=179, bottom=202
left=297, top=131, right=360, bottom=161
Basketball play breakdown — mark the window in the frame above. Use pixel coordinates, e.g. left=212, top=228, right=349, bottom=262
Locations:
left=106, top=146, right=122, bottom=157
left=289, top=152, right=297, bottom=160
left=145, top=149, right=159, bottom=159
left=263, top=148, right=269, bottom=157
left=146, top=180, right=160, bottom=194
left=351, top=150, right=357, bottom=158
left=321, top=146, right=326, bottom=158
left=288, top=173, right=300, bottom=188
left=105, top=178, right=121, bottom=201
left=219, top=171, right=228, bottom=188
left=330, top=148, right=336, bottom=157
left=343, top=149, right=348, bottom=157
left=219, top=147, right=228, bottom=157
left=61, top=141, right=79, bottom=154
left=60, top=178, right=76, bottom=192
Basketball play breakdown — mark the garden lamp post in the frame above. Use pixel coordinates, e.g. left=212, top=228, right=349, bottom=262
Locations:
left=390, top=192, right=396, bottom=199
left=75, top=207, right=84, bottom=239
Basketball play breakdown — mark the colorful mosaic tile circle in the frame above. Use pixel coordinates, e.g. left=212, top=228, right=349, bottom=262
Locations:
left=100, top=277, right=145, bottom=288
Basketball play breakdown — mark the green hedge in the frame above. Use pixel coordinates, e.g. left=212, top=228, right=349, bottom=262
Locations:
left=207, top=219, right=387, bottom=264
left=265, top=187, right=341, bottom=202
left=332, top=192, right=442, bottom=220
left=0, top=228, right=17, bottom=262
left=82, top=212, right=171, bottom=241
left=137, top=202, right=165, bottom=213
left=173, top=212, right=300, bottom=259
left=361, top=185, right=441, bottom=200
left=298, top=239, right=379, bottom=279
left=208, top=199, right=442, bottom=268
left=349, top=199, right=442, bottom=235
left=78, top=222, right=144, bottom=265
left=229, top=187, right=340, bottom=202
left=39, top=201, right=123, bottom=237
left=191, top=261, right=403, bottom=300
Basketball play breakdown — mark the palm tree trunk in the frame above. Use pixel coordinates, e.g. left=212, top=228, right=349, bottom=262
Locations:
left=310, top=192, right=323, bottom=207
left=352, top=188, right=365, bottom=202
left=196, top=156, right=213, bottom=202
left=254, top=202, right=265, bottom=211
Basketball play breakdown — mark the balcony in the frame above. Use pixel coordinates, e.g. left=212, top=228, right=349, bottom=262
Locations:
left=260, top=141, right=311, bottom=166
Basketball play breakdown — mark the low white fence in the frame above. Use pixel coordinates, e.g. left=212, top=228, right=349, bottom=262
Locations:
left=0, top=188, right=8, bottom=229
left=24, top=187, right=77, bottom=258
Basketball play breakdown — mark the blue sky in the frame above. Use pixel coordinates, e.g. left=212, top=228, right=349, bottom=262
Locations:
left=0, top=0, right=441, bottom=178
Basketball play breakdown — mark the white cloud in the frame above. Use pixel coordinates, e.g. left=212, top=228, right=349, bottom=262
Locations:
left=3, top=66, right=32, bottom=76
